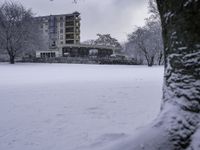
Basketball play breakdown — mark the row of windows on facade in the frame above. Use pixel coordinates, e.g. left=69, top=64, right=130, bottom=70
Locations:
left=39, top=15, right=79, bottom=22
left=40, top=52, right=56, bottom=58
left=41, top=33, right=79, bottom=40
left=41, top=28, right=79, bottom=34
left=52, top=40, right=79, bottom=45
left=40, top=22, right=79, bottom=29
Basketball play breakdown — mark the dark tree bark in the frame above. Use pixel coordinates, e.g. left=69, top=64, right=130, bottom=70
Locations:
left=155, top=0, right=200, bottom=149
left=158, top=52, right=163, bottom=65
left=9, top=55, right=15, bottom=64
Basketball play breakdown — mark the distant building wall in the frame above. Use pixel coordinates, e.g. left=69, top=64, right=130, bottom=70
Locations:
left=36, top=51, right=60, bottom=58
left=35, top=11, right=81, bottom=51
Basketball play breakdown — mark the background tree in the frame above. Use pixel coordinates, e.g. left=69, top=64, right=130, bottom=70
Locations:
left=82, top=39, right=96, bottom=45
left=146, top=18, right=164, bottom=65
left=83, top=34, right=122, bottom=54
left=0, top=1, right=43, bottom=64
left=124, top=0, right=163, bottom=66
left=94, top=34, right=121, bottom=48
left=126, top=20, right=163, bottom=66
left=148, top=0, right=160, bottom=21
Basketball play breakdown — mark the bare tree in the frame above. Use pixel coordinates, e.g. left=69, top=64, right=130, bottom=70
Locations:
left=127, top=20, right=163, bottom=66
left=0, top=1, right=41, bottom=64
left=124, top=41, right=144, bottom=64
left=146, top=18, right=164, bottom=65
left=124, top=0, right=163, bottom=66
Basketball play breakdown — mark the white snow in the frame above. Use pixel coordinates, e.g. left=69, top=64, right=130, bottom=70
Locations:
left=0, top=63, right=164, bottom=150
left=163, top=11, right=174, bottom=23
left=178, top=47, right=187, bottom=50
left=184, top=0, right=193, bottom=7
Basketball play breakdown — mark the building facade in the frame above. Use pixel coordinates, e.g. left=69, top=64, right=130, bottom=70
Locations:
left=35, top=12, right=115, bottom=58
left=35, top=12, right=81, bottom=57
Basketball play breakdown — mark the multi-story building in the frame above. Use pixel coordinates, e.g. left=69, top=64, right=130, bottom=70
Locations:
left=35, top=12, right=116, bottom=58
left=35, top=12, right=81, bottom=57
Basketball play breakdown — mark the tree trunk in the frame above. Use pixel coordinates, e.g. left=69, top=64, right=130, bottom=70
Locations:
left=158, top=52, right=163, bottom=65
left=9, top=54, right=15, bottom=64
left=156, top=0, right=200, bottom=149
left=146, top=56, right=154, bottom=67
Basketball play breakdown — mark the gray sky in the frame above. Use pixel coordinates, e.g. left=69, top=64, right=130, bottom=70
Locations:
left=17, top=0, right=149, bottom=42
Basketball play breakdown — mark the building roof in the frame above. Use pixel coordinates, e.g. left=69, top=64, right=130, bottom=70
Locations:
left=35, top=12, right=80, bottom=19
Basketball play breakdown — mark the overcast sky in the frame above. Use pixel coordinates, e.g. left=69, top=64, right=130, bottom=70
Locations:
left=17, top=0, right=149, bottom=42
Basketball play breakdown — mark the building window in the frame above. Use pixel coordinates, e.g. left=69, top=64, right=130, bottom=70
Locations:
left=60, top=29, right=63, bottom=33
left=60, top=35, right=63, bottom=40
left=40, top=52, right=56, bottom=58
left=51, top=52, right=56, bottom=57
left=52, top=41, right=56, bottom=46
left=60, top=41, right=63, bottom=44
left=60, top=22, right=64, bottom=27
left=66, top=40, right=74, bottom=44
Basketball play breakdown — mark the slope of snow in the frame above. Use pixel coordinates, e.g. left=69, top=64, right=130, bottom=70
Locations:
left=0, top=63, right=164, bottom=150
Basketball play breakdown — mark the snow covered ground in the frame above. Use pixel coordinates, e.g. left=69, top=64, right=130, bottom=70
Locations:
left=0, top=63, right=164, bottom=150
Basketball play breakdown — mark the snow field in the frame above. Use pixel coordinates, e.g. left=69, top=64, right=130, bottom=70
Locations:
left=0, top=63, right=164, bottom=150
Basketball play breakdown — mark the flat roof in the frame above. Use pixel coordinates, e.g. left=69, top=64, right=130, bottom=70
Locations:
left=35, top=11, right=80, bottom=18
left=60, top=44, right=119, bottom=50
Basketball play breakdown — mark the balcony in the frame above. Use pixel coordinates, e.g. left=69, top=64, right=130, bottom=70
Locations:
left=65, top=28, right=74, bottom=32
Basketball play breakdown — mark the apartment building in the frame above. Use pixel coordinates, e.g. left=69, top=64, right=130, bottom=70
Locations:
left=35, top=12, right=115, bottom=58
left=35, top=12, right=81, bottom=57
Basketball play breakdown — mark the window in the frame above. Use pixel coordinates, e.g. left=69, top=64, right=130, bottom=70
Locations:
left=60, top=35, right=63, bottom=40
left=66, top=40, right=74, bottom=44
left=51, top=52, right=56, bottom=57
left=53, top=41, right=56, bottom=46
left=60, top=29, right=63, bottom=33
left=60, top=41, right=63, bottom=44
left=60, top=22, right=64, bottom=27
